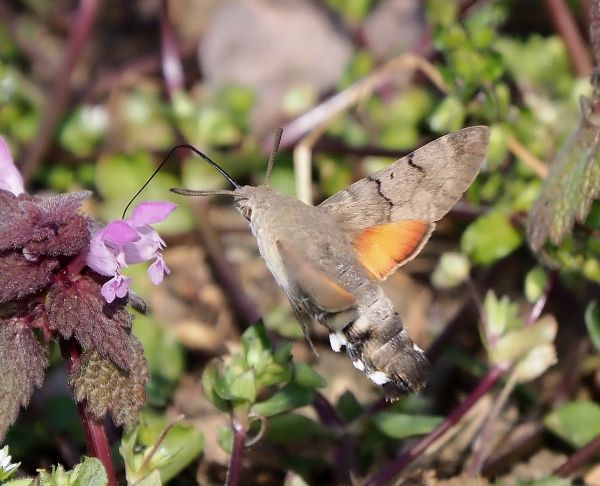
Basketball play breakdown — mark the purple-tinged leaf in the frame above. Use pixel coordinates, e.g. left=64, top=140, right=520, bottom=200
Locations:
left=0, top=194, right=35, bottom=251
left=47, top=276, right=133, bottom=370
left=25, top=213, right=90, bottom=257
left=0, top=251, right=59, bottom=304
left=70, top=337, right=148, bottom=427
left=0, top=192, right=91, bottom=256
left=0, top=320, right=48, bottom=441
left=36, top=191, right=92, bottom=225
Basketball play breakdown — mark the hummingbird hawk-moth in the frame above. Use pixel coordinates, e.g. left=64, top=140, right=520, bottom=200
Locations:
left=172, top=126, right=489, bottom=399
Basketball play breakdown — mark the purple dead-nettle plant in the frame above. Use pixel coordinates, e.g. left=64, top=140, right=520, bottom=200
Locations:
left=0, top=136, right=176, bottom=442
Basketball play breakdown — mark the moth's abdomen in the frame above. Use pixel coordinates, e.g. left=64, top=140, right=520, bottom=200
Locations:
left=331, top=311, right=430, bottom=400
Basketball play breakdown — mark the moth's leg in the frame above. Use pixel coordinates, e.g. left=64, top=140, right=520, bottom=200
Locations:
left=288, top=298, right=319, bottom=356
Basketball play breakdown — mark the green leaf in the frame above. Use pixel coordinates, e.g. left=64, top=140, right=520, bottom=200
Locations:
left=217, top=425, right=234, bottom=454
left=461, top=212, right=523, bottom=265
left=431, top=252, right=470, bottom=289
left=513, top=344, right=557, bottom=383
left=371, top=412, right=442, bottom=439
left=265, top=413, right=329, bottom=444
left=483, top=291, right=521, bottom=339
left=201, top=360, right=229, bottom=411
left=585, top=301, right=600, bottom=353
left=517, top=477, right=572, bottom=486
left=251, top=384, right=315, bottom=417
left=524, top=267, right=548, bottom=303
left=132, top=470, right=162, bottom=486
left=122, top=410, right=204, bottom=483
left=4, top=480, right=33, bottom=486
left=71, top=457, right=108, bottom=486
left=59, top=105, right=108, bottom=157
left=292, top=363, right=327, bottom=389
left=133, top=314, right=184, bottom=406
left=545, top=400, right=600, bottom=448
left=336, top=391, right=363, bottom=423
left=229, top=370, right=257, bottom=403
left=527, top=95, right=600, bottom=252
left=429, top=95, right=465, bottom=133
left=490, top=315, right=557, bottom=365
left=241, top=322, right=271, bottom=358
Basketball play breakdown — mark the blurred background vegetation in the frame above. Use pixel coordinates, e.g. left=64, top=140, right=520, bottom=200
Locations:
left=2, top=0, right=600, bottom=484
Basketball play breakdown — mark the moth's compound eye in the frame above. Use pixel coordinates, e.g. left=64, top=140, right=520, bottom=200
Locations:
left=242, top=206, right=252, bottom=221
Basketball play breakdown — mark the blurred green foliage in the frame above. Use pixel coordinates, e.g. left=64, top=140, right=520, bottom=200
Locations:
left=2, top=0, right=600, bottom=483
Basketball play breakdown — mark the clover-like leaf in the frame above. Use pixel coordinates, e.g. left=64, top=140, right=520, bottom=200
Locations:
left=545, top=400, right=600, bottom=448
left=47, top=275, right=133, bottom=370
left=461, top=212, right=522, bottom=265
left=0, top=251, right=59, bottom=304
left=527, top=98, right=600, bottom=252
left=0, top=320, right=48, bottom=441
left=70, top=337, right=148, bottom=427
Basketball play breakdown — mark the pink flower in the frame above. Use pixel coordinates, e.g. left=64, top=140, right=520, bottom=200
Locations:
left=0, top=137, right=25, bottom=195
left=86, top=201, right=177, bottom=303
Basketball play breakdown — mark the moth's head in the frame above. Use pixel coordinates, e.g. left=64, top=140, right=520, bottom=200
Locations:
left=232, top=185, right=279, bottom=223
left=170, top=128, right=284, bottom=225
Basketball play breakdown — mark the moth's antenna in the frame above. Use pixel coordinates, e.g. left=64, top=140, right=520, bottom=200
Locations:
left=122, top=144, right=240, bottom=218
left=170, top=188, right=237, bottom=197
left=264, top=128, right=283, bottom=187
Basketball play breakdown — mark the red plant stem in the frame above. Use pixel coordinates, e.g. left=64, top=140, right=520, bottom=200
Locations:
left=526, top=270, right=557, bottom=326
left=313, top=391, right=345, bottom=428
left=226, top=416, right=248, bottom=486
left=544, top=0, right=593, bottom=77
left=21, top=0, right=102, bottom=182
left=362, top=365, right=505, bottom=486
left=160, top=0, right=185, bottom=95
left=554, top=433, right=600, bottom=477
left=60, top=339, right=117, bottom=486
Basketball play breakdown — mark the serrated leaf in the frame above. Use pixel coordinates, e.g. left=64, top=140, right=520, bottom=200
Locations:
left=47, top=276, right=133, bottom=370
left=251, top=384, right=315, bottom=417
left=545, top=400, right=600, bottom=448
left=585, top=301, right=600, bottom=353
left=527, top=97, right=600, bottom=251
left=0, top=321, right=47, bottom=441
left=0, top=250, right=58, bottom=304
left=371, top=412, right=442, bottom=439
left=461, top=212, right=522, bottom=265
left=70, top=457, right=108, bottom=486
left=70, top=337, right=148, bottom=427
